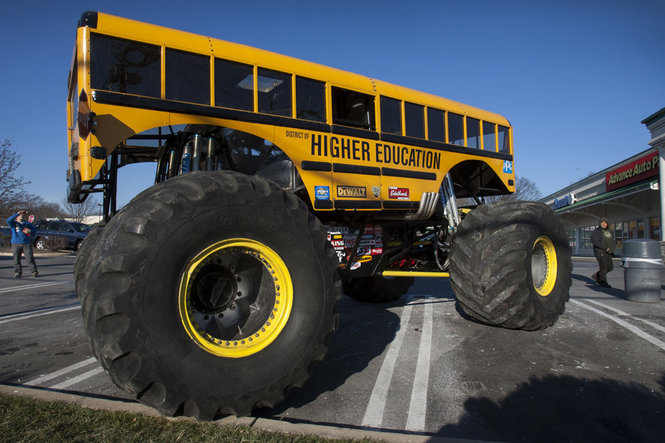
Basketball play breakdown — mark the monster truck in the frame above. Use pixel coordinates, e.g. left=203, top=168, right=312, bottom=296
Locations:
left=68, top=11, right=571, bottom=419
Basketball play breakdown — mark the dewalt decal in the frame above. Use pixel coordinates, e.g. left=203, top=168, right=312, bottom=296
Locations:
left=337, top=186, right=366, bottom=198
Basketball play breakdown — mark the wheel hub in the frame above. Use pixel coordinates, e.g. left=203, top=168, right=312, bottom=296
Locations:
left=191, top=265, right=237, bottom=311
left=178, top=239, right=293, bottom=358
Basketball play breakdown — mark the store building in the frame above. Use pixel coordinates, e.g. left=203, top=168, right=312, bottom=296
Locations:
left=541, top=107, right=665, bottom=256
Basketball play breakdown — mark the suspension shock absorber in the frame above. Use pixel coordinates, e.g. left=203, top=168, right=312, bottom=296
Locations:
left=440, top=173, right=460, bottom=233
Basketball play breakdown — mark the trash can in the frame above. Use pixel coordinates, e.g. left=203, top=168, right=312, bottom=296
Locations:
left=621, top=239, right=664, bottom=303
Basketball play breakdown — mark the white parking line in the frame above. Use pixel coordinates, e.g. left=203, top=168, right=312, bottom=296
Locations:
left=24, top=357, right=98, bottom=386
left=0, top=305, right=80, bottom=325
left=0, top=281, right=68, bottom=294
left=581, top=298, right=665, bottom=334
left=50, top=367, right=105, bottom=390
left=572, top=300, right=665, bottom=351
left=405, top=296, right=433, bottom=432
left=362, top=294, right=414, bottom=429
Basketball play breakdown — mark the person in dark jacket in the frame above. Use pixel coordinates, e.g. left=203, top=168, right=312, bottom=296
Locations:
left=7, top=210, right=38, bottom=278
left=591, top=219, right=614, bottom=287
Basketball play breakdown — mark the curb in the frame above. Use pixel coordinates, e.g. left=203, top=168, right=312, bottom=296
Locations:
left=0, top=384, right=446, bottom=442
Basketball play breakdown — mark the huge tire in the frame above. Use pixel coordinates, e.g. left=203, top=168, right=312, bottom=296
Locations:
left=81, top=171, right=341, bottom=419
left=74, top=223, right=104, bottom=300
left=449, top=201, right=571, bottom=330
left=344, top=276, right=415, bottom=302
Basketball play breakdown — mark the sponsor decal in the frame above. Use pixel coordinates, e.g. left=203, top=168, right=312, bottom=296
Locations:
left=503, top=160, right=513, bottom=174
left=337, top=186, right=366, bottom=198
left=372, top=186, right=381, bottom=198
left=388, top=187, right=410, bottom=200
left=606, top=151, right=659, bottom=191
left=350, top=261, right=362, bottom=270
left=315, top=186, right=330, bottom=200
left=358, top=255, right=373, bottom=263
left=371, top=248, right=383, bottom=255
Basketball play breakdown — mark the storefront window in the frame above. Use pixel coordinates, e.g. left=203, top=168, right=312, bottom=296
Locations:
left=650, top=217, right=660, bottom=240
left=628, top=220, right=637, bottom=239
left=581, top=226, right=593, bottom=250
left=638, top=221, right=645, bottom=238
left=568, top=229, right=577, bottom=249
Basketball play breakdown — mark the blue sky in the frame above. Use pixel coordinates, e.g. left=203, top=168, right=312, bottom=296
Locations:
left=1, top=0, right=664, bottom=207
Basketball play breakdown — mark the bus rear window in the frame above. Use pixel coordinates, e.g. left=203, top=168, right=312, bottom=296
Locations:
left=166, top=48, right=210, bottom=105
left=498, top=125, right=510, bottom=153
left=215, top=59, right=253, bottom=111
left=90, top=34, right=160, bottom=97
left=332, top=87, right=375, bottom=130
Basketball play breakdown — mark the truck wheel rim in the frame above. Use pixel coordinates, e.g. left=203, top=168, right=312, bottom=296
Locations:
left=178, top=238, right=293, bottom=358
left=531, top=236, right=558, bottom=297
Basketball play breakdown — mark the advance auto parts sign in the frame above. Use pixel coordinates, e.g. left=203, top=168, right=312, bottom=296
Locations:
left=606, top=151, right=659, bottom=192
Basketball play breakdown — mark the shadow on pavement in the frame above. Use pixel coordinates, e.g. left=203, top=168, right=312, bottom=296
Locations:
left=572, top=273, right=626, bottom=299
left=256, top=295, right=403, bottom=417
left=437, top=373, right=665, bottom=442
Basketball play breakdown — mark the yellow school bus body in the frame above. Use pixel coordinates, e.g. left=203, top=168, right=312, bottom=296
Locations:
left=67, top=12, right=514, bottom=209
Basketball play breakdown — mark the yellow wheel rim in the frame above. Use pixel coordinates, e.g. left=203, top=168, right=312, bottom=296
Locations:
left=178, top=238, right=293, bottom=358
left=531, top=236, right=558, bottom=297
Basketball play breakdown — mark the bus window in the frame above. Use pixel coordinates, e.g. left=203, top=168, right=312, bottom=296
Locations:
left=166, top=48, right=210, bottom=104
left=90, top=34, right=160, bottom=97
left=405, top=102, right=424, bottom=139
left=467, top=117, right=480, bottom=148
left=498, top=125, right=510, bottom=153
left=482, top=121, right=496, bottom=151
left=427, top=108, right=444, bottom=142
left=296, top=76, right=325, bottom=122
left=332, top=87, right=375, bottom=130
left=448, top=112, right=464, bottom=146
left=257, top=68, right=292, bottom=117
left=215, top=59, right=253, bottom=111
left=380, top=96, right=401, bottom=135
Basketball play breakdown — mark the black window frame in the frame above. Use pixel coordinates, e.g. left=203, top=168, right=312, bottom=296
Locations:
left=466, top=117, right=480, bottom=149
left=380, top=96, right=402, bottom=135
left=296, top=76, right=326, bottom=122
left=331, top=86, right=376, bottom=130
left=498, top=125, right=510, bottom=153
left=405, top=102, right=425, bottom=139
left=427, top=108, right=445, bottom=142
left=257, top=68, right=292, bottom=117
left=165, top=47, right=210, bottom=105
left=214, top=58, right=254, bottom=111
left=448, top=112, right=465, bottom=146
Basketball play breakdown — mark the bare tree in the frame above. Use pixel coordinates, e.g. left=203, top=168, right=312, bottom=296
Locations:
left=485, top=176, right=542, bottom=202
left=0, top=139, right=30, bottom=217
left=62, top=196, right=99, bottom=222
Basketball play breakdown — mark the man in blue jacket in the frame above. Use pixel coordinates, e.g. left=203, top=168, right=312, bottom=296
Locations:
left=7, top=210, right=38, bottom=278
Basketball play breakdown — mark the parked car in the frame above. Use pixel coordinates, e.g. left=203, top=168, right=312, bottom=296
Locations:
left=33, top=220, right=90, bottom=251
left=0, top=227, right=11, bottom=248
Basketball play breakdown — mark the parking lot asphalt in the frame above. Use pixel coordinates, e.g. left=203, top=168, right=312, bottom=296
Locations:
left=1, top=252, right=664, bottom=441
